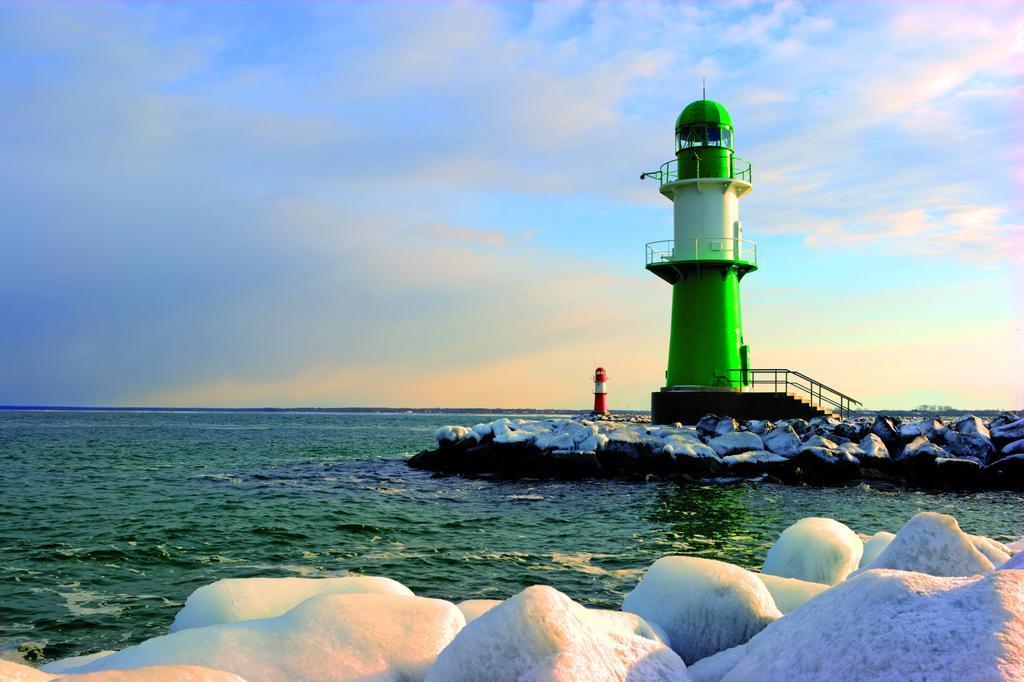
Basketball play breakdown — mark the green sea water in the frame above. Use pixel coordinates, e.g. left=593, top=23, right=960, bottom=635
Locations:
left=1, top=410, right=1021, bottom=664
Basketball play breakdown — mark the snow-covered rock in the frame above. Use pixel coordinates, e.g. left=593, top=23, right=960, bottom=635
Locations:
left=721, top=568, right=1024, bottom=681
left=899, top=418, right=945, bottom=441
left=761, top=425, right=801, bottom=457
left=426, top=585, right=689, bottom=682
left=762, top=517, right=863, bottom=585
left=623, top=556, right=781, bottom=664
left=869, top=415, right=901, bottom=448
left=687, top=645, right=746, bottom=682
left=435, top=426, right=472, bottom=446
left=991, top=417, right=1024, bottom=444
left=707, top=432, right=763, bottom=457
left=857, top=512, right=994, bottom=576
left=456, top=599, right=501, bottom=624
left=897, top=435, right=950, bottom=463
left=170, top=575, right=414, bottom=631
left=859, top=531, right=895, bottom=568
left=72, top=593, right=464, bottom=681
left=590, top=609, right=670, bottom=645
left=801, top=435, right=839, bottom=449
left=743, top=420, right=773, bottom=436
left=721, top=451, right=788, bottom=474
left=1002, top=438, right=1024, bottom=456
left=857, top=433, right=889, bottom=461
left=755, top=574, right=829, bottom=614
left=999, top=552, right=1024, bottom=571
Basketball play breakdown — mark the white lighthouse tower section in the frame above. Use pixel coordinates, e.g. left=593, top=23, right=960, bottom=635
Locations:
left=664, top=178, right=752, bottom=262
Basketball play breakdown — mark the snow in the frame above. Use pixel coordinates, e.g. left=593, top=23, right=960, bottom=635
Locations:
left=755, top=574, right=828, bottom=614
left=1002, top=438, right=1024, bottom=456
left=60, top=666, right=247, bottom=681
left=721, top=568, right=1024, bottom=681
left=761, top=424, right=801, bottom=457
left=761, top=518, right=863, bottom=585
left=71, top=593, right=465, bottom=681
left=425, top=585, right=689, bottom=682
left=857, top=512, right=994, bottom=576
left=456, top=598, right=501, bottom=624
left=589, top=609, right=670, bottom=644
left=687, top=645, right=746, bottom=682
left=170, top=575, right=414, bottom=631
left=707, top=432, right=763, bottom=457
left=1000, top=552, right=1024, bottom=570
left=859, top=531, right=895, bottom=568
left=0, top=660, right=53, bottom=681
left=969, top=535, right=1011, bottom=566
left=622, top=556, right=781, bottom=664
left=40, top=652, right=116, bottom=674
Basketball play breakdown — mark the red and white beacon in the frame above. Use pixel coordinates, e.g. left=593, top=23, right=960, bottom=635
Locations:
left=593, top=367, right=609, bottom=415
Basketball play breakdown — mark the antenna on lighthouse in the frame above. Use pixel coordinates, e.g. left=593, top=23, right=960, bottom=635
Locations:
left=702, top=78, right=706, bottom=100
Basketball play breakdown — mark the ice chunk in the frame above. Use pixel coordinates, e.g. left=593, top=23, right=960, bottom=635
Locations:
left=968, top=535, right=1011, bottom=566
left=426, top=585, right=689, bottom=682
left=73, top=593, right=464, bottom=681
left=623, top=556, right=780, bottom=664
left=707, top=432, right=763, bottom=457
left=589, top=609, right=670, bottom=644
left=858, top=531, right=895, bottom=567
left=761, top=517, right=863, bottom=585
left=857, top=512, right=994, bottom=576
left=687, top=645, right=746, bottom=682
left=170, top=575, right=414, bottom=631
left=456, top=599, right=501, bottom=624
left=722, top=569, right=1024, bottom=681
left=754, top=574, right=828, bottom=614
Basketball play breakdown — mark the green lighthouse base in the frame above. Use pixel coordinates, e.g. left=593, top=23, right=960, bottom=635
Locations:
left=651, top=388, right=833, bottom=425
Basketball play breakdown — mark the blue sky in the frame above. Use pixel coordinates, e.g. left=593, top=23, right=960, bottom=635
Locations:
left=1, top=0, right=1021, bottom=409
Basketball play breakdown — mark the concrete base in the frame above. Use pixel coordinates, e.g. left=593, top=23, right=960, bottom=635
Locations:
left=651, top=389, right=830, bottom=425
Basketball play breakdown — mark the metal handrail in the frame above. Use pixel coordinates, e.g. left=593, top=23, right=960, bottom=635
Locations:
left=716, top=368, right=862, bottom=419
left=646, top=238, right=757, bottom=267
left=641, top=156, right=752, bottom=188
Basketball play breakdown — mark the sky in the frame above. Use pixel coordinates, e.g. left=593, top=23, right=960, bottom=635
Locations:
left=1, top=0, right=1022, bottom=411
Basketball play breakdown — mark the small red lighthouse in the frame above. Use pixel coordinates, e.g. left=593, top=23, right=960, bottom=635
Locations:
left=592, top=367, right=608, bottom=415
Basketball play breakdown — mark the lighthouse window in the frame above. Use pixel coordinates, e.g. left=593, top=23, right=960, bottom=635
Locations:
left=707, top=127, right=721, bottom=144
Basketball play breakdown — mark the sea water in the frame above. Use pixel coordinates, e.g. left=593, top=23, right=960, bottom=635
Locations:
left=1, top=410, right=1021, bottom=663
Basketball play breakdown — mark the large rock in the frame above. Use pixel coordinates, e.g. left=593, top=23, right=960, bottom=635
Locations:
left=761, top=424, right=801, bottom=457
left=71, top=593, right=465, bottom=681
left=857, top=512, right=994, bottom=576
left=984, top=454, right=1024, bottom=490
left=687, top=645, right=746, bottom=682
left=869, top=415, right=902, bottom=451
left=623, top=556, right=781, bottom=664
left=969, top=535, right=1012, bottom=567
left=832, top=420, right=868, bottom=442
left=170, top=575, right=414, bottom=631
left=456, top=599, right=502, bottom=624
left=933, top=456, right=983, bottom=488
left=722, top=569, right=1024, bottom=681
left=991, top=417, right=1024, bottom=446
left=721, top=451, right=790, bottom=477
left=898, top=418, right=945, bottom=441
left=427, top=585, right=689, bottom=681
left=857, top=433, right=889, bottom=462
left=762, top=517, right=863, bottom=585
left=707, top=432, right=763, bottom=457
left=791, top=446, right=860, bottom=484
left=801, top=435, right=839, bottom=449
left=743, top=420, right=773, bottom=436
left=697, top=414, right=737, bottom=439
left=1002, top=438, right=1024, bottom=456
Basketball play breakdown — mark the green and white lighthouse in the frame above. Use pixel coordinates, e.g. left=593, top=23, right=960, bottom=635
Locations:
left=642, top=97, right=861, bottom=423
left=644, top=98, right=755, bottom=388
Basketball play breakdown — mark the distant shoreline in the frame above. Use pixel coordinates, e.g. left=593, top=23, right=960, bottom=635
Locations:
left=0, top=406, right=1014, bottom=417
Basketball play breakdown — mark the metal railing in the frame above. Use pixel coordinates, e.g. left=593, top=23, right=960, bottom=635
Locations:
left=641, top=156, right=752, bottom=189
left=646, top=238, right=757, bottom=267
left=716, top=368, right=862, bottom=419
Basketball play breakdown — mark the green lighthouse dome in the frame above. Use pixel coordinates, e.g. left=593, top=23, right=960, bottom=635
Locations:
left=675, top=99, right=733, bottom=131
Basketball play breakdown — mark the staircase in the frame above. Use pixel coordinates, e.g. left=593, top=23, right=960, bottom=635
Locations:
left=715, top=368, right=861, bottom=419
